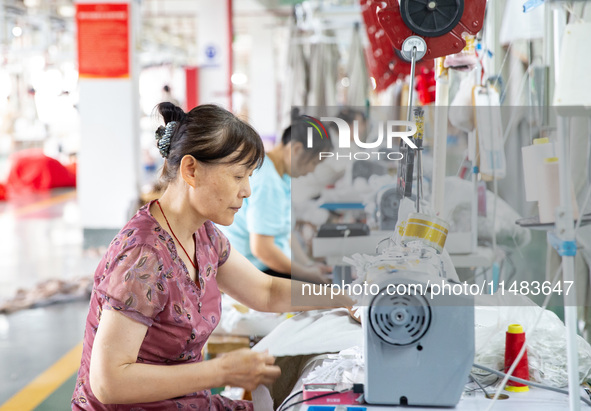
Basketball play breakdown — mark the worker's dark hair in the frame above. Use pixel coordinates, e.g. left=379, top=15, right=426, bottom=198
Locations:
left=155, top=102, right=265, bottom=183
left=281, top=116, right=333, bottom=160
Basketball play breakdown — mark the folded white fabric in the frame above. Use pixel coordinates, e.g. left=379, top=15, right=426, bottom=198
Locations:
left=252, top=308, right=362, bottom=357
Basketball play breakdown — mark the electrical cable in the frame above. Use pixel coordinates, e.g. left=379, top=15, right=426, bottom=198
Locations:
left=473, top=363, right=591, bottom=407
left=500, top=60, right=538, bottom=146
left=486, top=86, right=500, bottom=291
left=465, top=375, right=500, bottom=394
left=470, top=373, right=493, bottom=397
left=277, top=390, right=303, bottom=411
left=498, top=246, right=517, bottom=283
left=491, top=41, right=512, bottom=95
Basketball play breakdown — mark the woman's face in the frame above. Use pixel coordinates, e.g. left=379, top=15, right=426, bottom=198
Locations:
left=191, top=160, right=255, bottom=226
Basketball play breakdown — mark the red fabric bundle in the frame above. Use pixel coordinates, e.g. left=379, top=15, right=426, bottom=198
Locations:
left=5, top=149, right=76, bottom=197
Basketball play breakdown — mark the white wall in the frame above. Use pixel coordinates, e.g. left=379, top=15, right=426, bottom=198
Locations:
left=248, top=15, right=278, bottom=144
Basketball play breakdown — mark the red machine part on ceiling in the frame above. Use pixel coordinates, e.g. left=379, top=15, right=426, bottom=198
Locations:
left=361, top=0, right=433, bottom=93
left=360, top=0, right=486, bottom=93
left=376, top=0, right=486, bottom=60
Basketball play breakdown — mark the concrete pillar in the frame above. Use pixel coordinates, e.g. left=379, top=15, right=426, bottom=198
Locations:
left=75, top=0, right=140, bottom=243
left=248, top=15, right=278, bottom=146
left=196, top=0, right=232, bottom=109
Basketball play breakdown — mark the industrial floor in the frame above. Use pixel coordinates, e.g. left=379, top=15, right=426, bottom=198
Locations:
left=0, top=188, right=102, bottom=411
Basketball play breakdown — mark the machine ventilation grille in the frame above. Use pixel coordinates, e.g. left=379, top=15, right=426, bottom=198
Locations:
left=369, top=292, right=431, bottom=346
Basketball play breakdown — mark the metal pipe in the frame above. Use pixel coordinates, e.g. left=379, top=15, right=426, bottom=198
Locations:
left=405, top=46, right=421, bottom=212
left=556, top=116, right=580, bottom=411
left=406, top=46, right=417, bottom=123
left=431, top=58, right=449, bottom=216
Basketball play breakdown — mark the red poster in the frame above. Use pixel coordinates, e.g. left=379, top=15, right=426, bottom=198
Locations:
left=76, top=3, right=129, bottom=78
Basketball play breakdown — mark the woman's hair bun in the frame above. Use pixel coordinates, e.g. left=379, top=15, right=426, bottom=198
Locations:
left=158, top=102, right=186, bottom=124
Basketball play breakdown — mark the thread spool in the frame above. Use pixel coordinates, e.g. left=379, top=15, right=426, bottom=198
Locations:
left=401, top=213, right=449, bottom=253
left=504, top=324, right=530, bottom=392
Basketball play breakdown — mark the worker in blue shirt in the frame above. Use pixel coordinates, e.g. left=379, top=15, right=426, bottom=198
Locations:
left=220, top=116, right=333, bottom=283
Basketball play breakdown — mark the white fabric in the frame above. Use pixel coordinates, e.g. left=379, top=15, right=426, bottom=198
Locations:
left=215, top=294, right=288, bottom=337
left=449, top=71, right=476, bottom=132
left=443, top=176, right=532, bottom=248
left=291, top=153, right=349, bottom=203
left=252, top=308, right=362, bottom=357
left=307, top=30, right=339, bottom=107
left=499, top=0, right=544, bottom=45
left=346, top=26, right=370, bottom=106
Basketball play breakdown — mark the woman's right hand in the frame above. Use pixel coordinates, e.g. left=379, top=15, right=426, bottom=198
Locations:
left=217, top=348, right=281, bottom=391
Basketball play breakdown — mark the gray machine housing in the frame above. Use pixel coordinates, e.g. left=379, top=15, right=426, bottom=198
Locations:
left=363, top=271, right=474, bottom=407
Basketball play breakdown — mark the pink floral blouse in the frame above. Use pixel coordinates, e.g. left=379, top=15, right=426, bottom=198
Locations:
left=72, top=201, right=252, bottom=410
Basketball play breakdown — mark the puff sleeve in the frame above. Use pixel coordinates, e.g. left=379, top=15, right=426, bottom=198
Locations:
left=96, top=244, right=169, bottom=327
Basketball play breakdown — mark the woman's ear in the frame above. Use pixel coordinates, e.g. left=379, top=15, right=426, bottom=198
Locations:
left=179, top=155, right=198, bottom=188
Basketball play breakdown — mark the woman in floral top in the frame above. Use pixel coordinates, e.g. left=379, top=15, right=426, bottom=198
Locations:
left=71, top=103, right=330, bottom=410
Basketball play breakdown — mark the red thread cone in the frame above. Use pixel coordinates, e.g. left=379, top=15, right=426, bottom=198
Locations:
left=504, top=324, right=530, bottom=392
